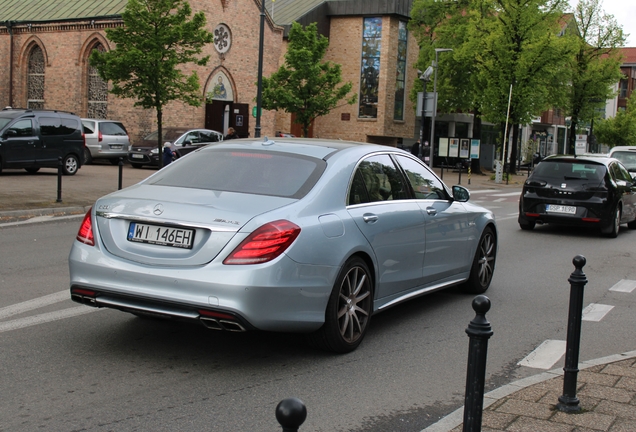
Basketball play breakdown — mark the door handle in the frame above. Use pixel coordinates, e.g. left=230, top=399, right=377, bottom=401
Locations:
left=426, top=207, right=437, bottom=215
left=362, top=213, right=378, bottom=223
left=27, top=141, right=34, bottom=145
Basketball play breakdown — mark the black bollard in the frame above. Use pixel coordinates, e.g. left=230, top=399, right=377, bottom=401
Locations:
left=557, top=255, right=587, bottom=413
left=118, top=157, right=124, bottom=190
left=463, top=295, right=493, bottom=432
left=56, top=156, right=63, bottom=203
left=275, top=397, right=307, bottom=432
left=440, top=164, right=444, bottom=180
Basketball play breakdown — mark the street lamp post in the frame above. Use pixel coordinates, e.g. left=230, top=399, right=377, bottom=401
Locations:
left=418, top=66, right=434, bottom=160
left=429, top=48, right=453, bottom=169
left=254, top=0, right=266, bottom=138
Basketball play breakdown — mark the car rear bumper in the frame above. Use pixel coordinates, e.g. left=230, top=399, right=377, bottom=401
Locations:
left=69, top=241, right=337, bottom=333
left=519, top=196, right=612, bottom=228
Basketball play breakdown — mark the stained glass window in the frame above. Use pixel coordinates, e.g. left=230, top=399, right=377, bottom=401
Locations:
left=359, top=17, right=382, bottom=119
left=394, top=21, right=408, bottom=120
left=88, top=43, right=108, bottom=119
left=27, top=46, right=45, bottom=109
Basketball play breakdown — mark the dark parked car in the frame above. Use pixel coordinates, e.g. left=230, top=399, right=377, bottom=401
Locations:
left=70, top=138, right=497, bottom=353
left=0, top=107, right=84, bottom=175
left=518, top=155, right=636, bottom=237
left=128, top=127, right=223, bottom=168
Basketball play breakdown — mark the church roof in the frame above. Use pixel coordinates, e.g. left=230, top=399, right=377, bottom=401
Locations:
left=0, top=0, right=127, bottom=22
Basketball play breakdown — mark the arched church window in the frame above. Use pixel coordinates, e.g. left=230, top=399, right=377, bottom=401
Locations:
left=88, top=43, right=108, bottom=119
left=27, top=45, right=45, bottom=109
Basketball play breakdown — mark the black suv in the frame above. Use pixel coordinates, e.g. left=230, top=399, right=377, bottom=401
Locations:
left=0, top=108, right=85, bottom=175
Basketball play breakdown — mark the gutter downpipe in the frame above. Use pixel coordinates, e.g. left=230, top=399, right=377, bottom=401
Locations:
left=7, top=21, right=14, bottom=106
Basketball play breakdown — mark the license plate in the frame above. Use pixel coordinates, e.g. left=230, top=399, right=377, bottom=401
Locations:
left=110, top=145, right=123, bottom=150
left=127, top=222, right=195, bottom=249
left=131, top=154, right=144, bottom=159
left=546, top=204, right=576, bottom=214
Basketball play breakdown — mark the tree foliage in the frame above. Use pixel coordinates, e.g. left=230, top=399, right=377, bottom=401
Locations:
left=261, top=22, right=357, bottom=137
left=90, top=0, right=213, bottom=166
left=564, top=0, right=625, bottom=153
left=594, top=93, right=636, bottom=147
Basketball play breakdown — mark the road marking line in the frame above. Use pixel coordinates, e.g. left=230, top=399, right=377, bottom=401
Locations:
left=494, top=198, right=505, bottom=202
left=0, top=306, right=100, bottom=334
left=517, top=340, right=566, bottom=369
left=582, top=303, right=614, bottom=322
left=609, top=279, right=636, bottom=293
left=0, top=290, right=69, bottom=320
left=490, top=192, right=522, bottom=197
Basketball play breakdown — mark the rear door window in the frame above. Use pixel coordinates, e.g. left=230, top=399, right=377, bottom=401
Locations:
left=100, top=122, right=127, bottom=136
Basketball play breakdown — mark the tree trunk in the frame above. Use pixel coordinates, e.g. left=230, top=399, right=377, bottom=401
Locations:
left=157, top=109, right=163, bottom=168
left=509, top=124, right=519, bottom=175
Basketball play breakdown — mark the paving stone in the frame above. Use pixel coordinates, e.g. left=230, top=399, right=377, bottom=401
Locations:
left=595, top=400, right=636, bottom=420
left=602, top=364, right=636, bottom=378
left=493, top=399, right=555, bottom=420
left=481, top=410, right=517, bottom=429
left=506, top=416, right=575, bottom=431
left=551, top=409, right=615, bottom=430
left=578, top=371, right=621, bottom=386
left=608, top=417, right=636, bottom=431
left=614, top=376, right=636, bottom=391
left=578, top=384, right=635, bottom=404
left=507, top=385, right=550, bottom=403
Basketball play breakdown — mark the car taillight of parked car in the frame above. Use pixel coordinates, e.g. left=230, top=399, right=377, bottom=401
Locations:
left=76, top=209, right=95, bottom=246
left=223, top=220, right=300, bottom=265
left=98, top=131, right=103, bottom=142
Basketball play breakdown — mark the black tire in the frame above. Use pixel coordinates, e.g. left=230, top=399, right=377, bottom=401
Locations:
left=131, top=163, right=143, bottom=169
left=83, top=148, right=93, bottom=165
left=461, top=226, right=497, bottom=294
left=519, top=220, right=535, bottom=230
left=308, top=257, right=373, bottom=353
left=603, top=206, right=621, bottom=238
left=62, top=154, right=79, bottom=175
left=25, top=167, right=40, bottom=174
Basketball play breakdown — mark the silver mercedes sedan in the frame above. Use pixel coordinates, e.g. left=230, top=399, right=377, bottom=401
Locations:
left=69, top=138, right=497, bottom=353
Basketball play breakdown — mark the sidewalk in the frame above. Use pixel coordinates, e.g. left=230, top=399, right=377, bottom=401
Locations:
left=425, top=351, right=636, bottom=432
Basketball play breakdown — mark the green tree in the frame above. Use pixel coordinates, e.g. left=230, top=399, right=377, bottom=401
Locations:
left=261, top=22, right=357, bottom=137
left=594, top=93, right=636, bottom=147
left=564, top=0, right=625, bottom=153
left=90, top=0, right=213, bottom=167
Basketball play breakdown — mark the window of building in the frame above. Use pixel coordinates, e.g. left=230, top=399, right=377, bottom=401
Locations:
left=88, top=43, right=108, bottom=119
left=27, top=45, right=45, bottom=109
left=619, top=79, right=628, bottom=98
left=393, top=21, right=408, bottom=120
left=359, top=17, right=382, bottom=119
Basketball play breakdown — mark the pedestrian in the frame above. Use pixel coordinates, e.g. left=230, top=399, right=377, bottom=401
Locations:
left=224, top=127, right=239, bottom=140
left=162, top=144, right=174, bottom=167
left=411, top=140, right=422, bottom=159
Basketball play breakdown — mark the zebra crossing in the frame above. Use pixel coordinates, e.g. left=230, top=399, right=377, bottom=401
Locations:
left=517, top=279, right=636, bottom=369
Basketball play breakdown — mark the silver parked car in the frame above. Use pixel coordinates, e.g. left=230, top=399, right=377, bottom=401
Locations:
left=69, top=138, right=497, bottom=353
left=81, top=119, right=130, bottom=165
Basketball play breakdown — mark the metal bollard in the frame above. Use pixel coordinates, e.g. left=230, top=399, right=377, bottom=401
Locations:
left=463, top=295, right=493, bottom=432
left=440, top=164, right=444, bottom=180
left=56, top=156, right=63, bottom=203
left=557, top=255, right=587, bottom=413
left=118, top=157, right=124, bottom=190
left=276, top=397, right=307, bottom=432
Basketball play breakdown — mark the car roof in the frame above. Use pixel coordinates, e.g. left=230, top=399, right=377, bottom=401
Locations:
left=198, top=136, right=393, bottom=160
left=542, top=154, right=616, bottom=166
left=608, top=146, right=636, bottom=153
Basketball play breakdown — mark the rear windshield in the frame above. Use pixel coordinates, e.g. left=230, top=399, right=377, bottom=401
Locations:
left=533, top=160, right=606, bottom=181
left=100, top=122, right=127, bottom=135
left=610, top=151, right=636, bottom=170
left=149, top=149, right=326, bottom=199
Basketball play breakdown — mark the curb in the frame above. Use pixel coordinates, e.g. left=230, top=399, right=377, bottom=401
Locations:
left=420, top=349, right=636, bottom=432
left=0, top=206, right=90, bottom=226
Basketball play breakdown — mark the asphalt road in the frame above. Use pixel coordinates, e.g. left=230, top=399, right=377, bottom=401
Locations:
left=1, top=192, right=635, bottom=431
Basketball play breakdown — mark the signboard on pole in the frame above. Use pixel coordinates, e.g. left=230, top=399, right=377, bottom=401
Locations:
left=416, top=92, right=435, bottom=117
left=470, top=139, right=480, bottom=159
left=575, top=134, right=587, bottom=155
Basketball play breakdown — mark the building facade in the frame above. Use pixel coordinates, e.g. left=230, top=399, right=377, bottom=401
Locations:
left=0, top=0, right=421, bottom=147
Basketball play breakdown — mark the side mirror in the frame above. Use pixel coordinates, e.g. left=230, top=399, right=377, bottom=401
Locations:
left=452, top=185, right=470, bottom=202
left=4, top=129, right=17, bottom=138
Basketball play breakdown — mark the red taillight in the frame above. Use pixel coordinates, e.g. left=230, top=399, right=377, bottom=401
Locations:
left=525, top=213, right=540, bottom=217
left=76, top=209, right=95, bottom=246
left=582, top=217, right=600, bottom=223
left=82, top=132, right=86, bottom=147
left=98, top=131, right=103, bottom=142
left=198, top=309, right=236, bottom=320
left=223, top=220, right=300, bottom=265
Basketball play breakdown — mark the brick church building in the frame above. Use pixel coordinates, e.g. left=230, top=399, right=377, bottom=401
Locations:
left=0, top=0, right=420, bottom=147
